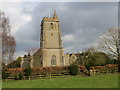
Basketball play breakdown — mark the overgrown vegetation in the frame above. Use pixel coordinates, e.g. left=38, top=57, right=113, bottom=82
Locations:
left=5, top=57, right=22, bottom=68
left=14, top=72, right=24, bottom=80
left=3, top=63, right=118, bottom=80
left=24, top=67, right=32, bottom=79
left=2, top=69, right=10, bottom=79
left=69, top=64, right=79, bottom=75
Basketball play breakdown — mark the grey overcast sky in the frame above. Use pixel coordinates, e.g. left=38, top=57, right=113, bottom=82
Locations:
left=0, top=2, right=118, bottom=59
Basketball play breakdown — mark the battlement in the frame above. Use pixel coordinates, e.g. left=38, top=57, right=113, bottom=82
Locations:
left=42, top=17, right=59, bottom=22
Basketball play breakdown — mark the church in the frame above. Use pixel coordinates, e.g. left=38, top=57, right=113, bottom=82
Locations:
left=21, top=11, right=79, bottom=68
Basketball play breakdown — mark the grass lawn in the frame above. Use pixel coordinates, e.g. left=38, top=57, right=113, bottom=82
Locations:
left=2, top=74, right=119, bottom=88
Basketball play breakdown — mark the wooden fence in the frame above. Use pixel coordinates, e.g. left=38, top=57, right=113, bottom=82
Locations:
left=6, top=73, right=71, bottom=80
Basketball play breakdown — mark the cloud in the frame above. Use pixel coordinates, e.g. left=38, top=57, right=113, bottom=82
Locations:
left=0, top=2, right=33, bottom=35
left=62, top=34, right=75, bottom=43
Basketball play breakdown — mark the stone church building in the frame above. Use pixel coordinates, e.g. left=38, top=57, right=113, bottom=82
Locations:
left=21, top=11, right=79, bottom=68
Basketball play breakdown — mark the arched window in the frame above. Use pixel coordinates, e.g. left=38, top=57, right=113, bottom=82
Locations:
left=51, top=55, right=56, bottom=66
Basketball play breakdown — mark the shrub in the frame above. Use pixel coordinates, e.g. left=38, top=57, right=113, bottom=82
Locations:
left=89, top=64, right=118, bottom=75
left=2, top=69, right=10, bottom=79
left=14, top=76, right=19, bottom=80
left=84, top=70, right=90, bottom=76
left=14, top=73, right=24, bottom=80
left=18, top=73, right=24, bottom=80
left=24, top=67, right=32, bottom=79
left=69, top=64, right=79, bottom=75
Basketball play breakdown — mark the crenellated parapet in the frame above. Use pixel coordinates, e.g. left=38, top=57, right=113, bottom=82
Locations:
left=42, top=17, right=59, bottom=22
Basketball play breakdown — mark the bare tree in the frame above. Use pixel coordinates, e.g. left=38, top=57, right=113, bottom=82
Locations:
left=97, top=27, right=119, bottom=61
left=0, top=11, right=16, bottom=64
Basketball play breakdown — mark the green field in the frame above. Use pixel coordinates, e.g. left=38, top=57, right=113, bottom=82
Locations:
left=2, top=74, right=119, bottom=88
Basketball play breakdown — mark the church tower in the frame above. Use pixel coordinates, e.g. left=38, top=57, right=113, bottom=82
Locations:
left=39, top=10, right=64, bottom=67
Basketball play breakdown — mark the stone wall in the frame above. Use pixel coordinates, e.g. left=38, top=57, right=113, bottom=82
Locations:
left=42, top=49, right=64, bottom=67
left=21, top=56, right=31, bottom=69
